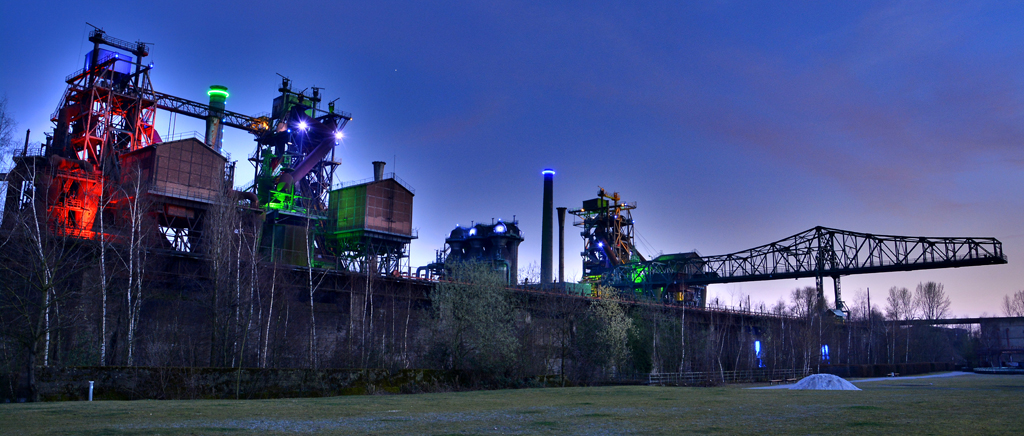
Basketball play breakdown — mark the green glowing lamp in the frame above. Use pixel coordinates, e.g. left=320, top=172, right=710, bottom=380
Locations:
left=207, top=85, right=230, bottom=99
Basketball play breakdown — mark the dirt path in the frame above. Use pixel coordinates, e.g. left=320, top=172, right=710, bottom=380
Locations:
left=748, top=371, right=975, bottom=389
left=849, top=371, right=976, bottom=383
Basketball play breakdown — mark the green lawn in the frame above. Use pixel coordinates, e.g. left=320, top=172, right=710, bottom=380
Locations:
left=1, top=373, right=1021, bottom=435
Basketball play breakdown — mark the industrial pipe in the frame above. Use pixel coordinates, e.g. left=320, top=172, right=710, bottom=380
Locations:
left=234, top=190, right=259, bottom=208
left=274, top=172, right=294, bottom=191
left=373, top=161, right=386, bottom=182
left=277, top=105, right=340, bottom=186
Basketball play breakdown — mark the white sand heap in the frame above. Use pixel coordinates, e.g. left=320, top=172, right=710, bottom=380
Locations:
left=789, top=374, right=861, bottom=390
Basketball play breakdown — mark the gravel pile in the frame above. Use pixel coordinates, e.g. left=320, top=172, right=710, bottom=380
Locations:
left=789, top=374, right=861, bottom=390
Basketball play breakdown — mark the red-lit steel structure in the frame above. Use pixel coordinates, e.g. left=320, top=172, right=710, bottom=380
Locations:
left=2, top=29, right=417, bottom=275
left=43, top=31, right=158, bottom=238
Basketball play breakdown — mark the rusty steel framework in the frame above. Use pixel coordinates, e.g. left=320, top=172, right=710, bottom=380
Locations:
left=570, top=188, right=646, bottom=282
left=153, top=91, right=270, bottom=135
left=604, top=226, right=1007, bottom=315
left=2, top=29, right=424, bottom=284
left=44, top=30, right=160, bottom=238
left=4, top=29, right=254, bottom=255
left=690, top=226, right=1006, bottom=282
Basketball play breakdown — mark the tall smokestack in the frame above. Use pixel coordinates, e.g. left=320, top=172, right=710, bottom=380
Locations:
left=372, top=161, right=386, bottom=181
left=557, top=206, right=566, bottom=283
left=541, top=169, right=554, bottom=284
left=206, top=85, right=228, bottom=152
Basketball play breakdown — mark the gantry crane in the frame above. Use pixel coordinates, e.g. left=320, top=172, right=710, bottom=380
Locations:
left=601, top=225, right=1007, bottom=317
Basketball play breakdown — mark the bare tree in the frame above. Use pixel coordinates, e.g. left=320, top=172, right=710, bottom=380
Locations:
left=0, top=163, right=87, bottom=401
left=886, top=286, right=914, bottom=363
left=0, top=96, right=15, bottom=166
left=1001, top=290, right=1024, bottom=317
left=116, top=164, right=152, bottom=366
left=303, top=211, right=327, bottom=369
left=914, top=282, right=951, bottom=321
left=201, top=182, right=239, bottom=366
left=96, top=178, right=113, bottom=366
left=0, top=96, right=17, bottom=223
left=790, top=287, right=824, bottom=373
left=261, top=264, right=279, bottom=368
left=789, top=287, right=817, bottom=319
left=518, top=260, right=539, bottom=285
left=236, top=207, right=261, bottom=368
left=677, top=305, right=686, bottom=374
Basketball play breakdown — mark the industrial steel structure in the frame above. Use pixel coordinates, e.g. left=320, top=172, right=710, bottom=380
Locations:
left=421, top=220, right=525, bottom=285
left=559, top=187, right=1006, bottom=316
left=569, top=187, right=646, bottom=282
left=1, top=29, right=416, bottom=275
left=323, top=162, right=416, bottom=274
left=38, top=30, right=158, bottom=238
left=0, top=29, right=1009, bottom=323
left=600, top=223, right=1007, bottom=316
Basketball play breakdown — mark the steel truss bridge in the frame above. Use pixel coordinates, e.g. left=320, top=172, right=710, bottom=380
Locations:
left=152, top=92, right=352, bottom=136
left=604, top=226, right=1006, bottom=316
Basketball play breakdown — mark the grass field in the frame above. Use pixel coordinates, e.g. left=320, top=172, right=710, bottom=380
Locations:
left=1, top=372, right=1021, bottom=435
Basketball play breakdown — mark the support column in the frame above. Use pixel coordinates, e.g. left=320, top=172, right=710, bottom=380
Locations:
left=815, top=275, right=824, bottom=310
left=833, top=276, right=847, bottom=315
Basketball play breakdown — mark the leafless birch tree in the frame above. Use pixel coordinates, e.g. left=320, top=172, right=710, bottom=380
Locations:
left=1000, top=290, right=1024, bottom=317
left=914, top=282, right=951, bottom=321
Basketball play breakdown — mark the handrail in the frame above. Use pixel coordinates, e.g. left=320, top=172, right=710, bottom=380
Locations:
left=64, top=53, right=120, bottom=83
left=161, top=131, right=205, bottom=143
left=333, top=172, right=416, bottom=194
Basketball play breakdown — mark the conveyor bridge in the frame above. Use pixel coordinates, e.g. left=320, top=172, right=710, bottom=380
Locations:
left=604, top=226, right=1007, bottom=316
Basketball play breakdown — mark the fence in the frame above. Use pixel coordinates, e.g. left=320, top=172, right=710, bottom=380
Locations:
left=647, top=368, right=810, bottom=386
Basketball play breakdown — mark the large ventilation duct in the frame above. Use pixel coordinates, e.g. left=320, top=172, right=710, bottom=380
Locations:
left=541, top=169, right=554, bottom=284
left=373, top=161, right=386, bottom=181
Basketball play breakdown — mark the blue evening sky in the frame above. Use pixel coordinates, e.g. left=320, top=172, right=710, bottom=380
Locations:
left=1, top=1, right=1022, bottom=316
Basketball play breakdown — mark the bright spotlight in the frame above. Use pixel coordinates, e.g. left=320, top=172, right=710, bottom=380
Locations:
left=469, top=228, right=477, bottom=236
left=334, top=131, right=344, bottom=140
left=494, top=224, right=506, bottom=233
left=298, top=121, right=308, bottom=130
